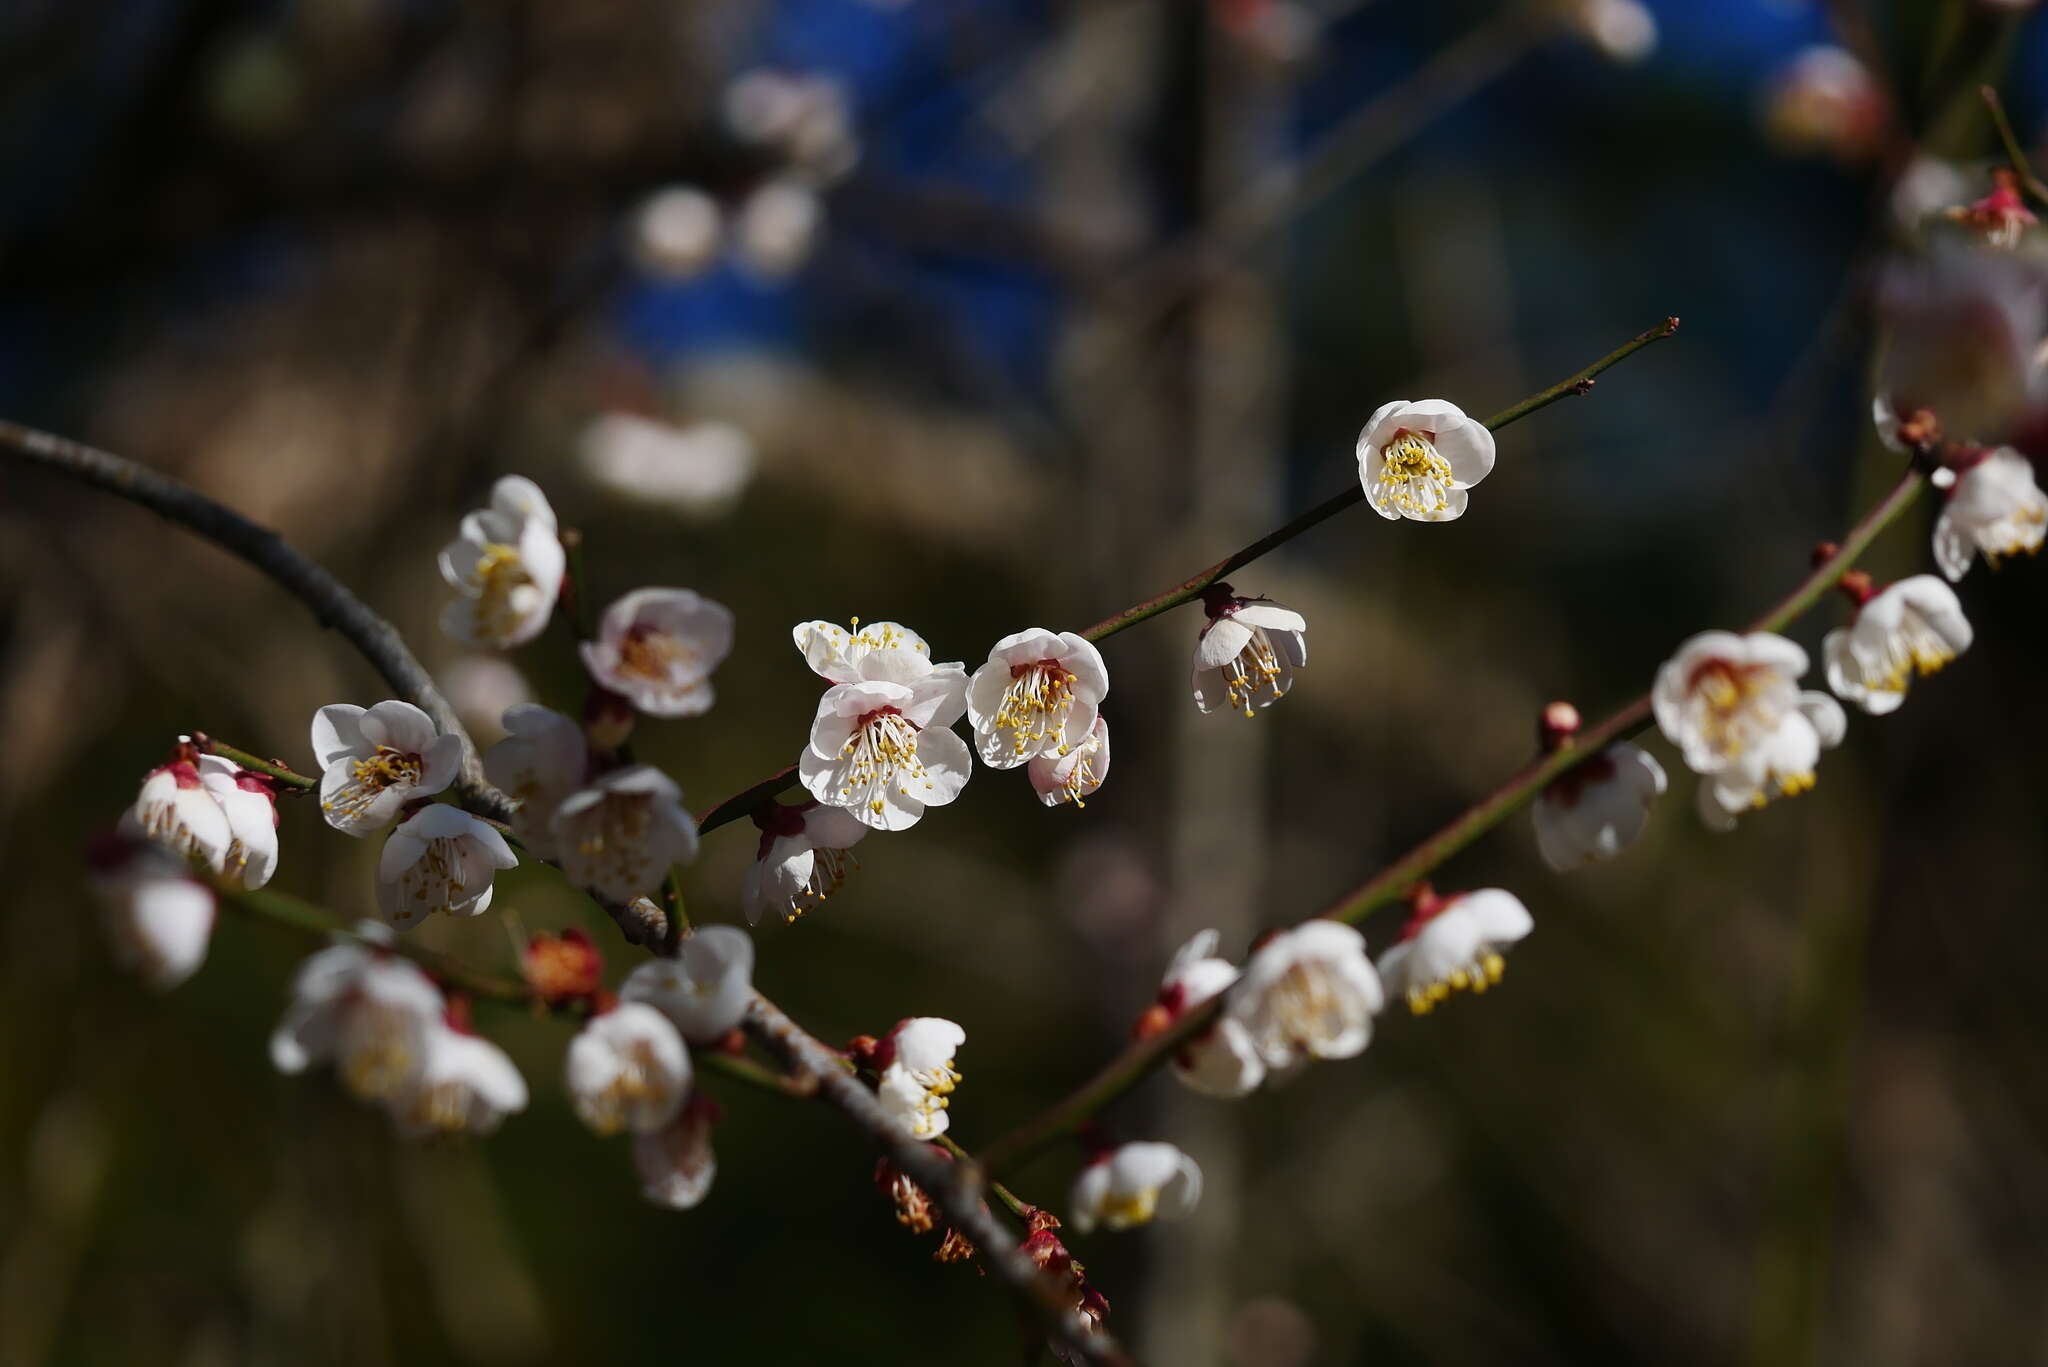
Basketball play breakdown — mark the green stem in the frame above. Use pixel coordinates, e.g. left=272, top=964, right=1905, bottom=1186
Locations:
left=661, top=868, right=690, bottom=953
left=978, top=470, right=1926, bottom=1176
left=1981, top=85, right=2048, bottom=204
left=936, top=1134, right=1034, bottom=1223
left=193, top=737, right=315, bottom=790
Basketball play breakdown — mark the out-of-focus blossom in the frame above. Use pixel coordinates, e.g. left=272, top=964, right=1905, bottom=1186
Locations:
left=311, top=701, right=462, bottom=837
left=1215, top=0, right=1321, bottom=66
left=1029, top=715, right=1110, bottom=807
left=441, top=655, right=533, bottom=744
left=389, top=1012, right=528, bottom=1139
left=483, top=704, right=586, bottom=860
left=1377, top=889, right=1534, bottom=1015
left=794, top=620, right=972, bottom=831
left=566, top=1001, right=692, bottom=1136
left=1693, top=692, right=1846, bottom=833
left=966, top=629, right=1108, bottom=769
left=552, top=765, right=699, bottom=903
left=1874, top=246, right=2048, bottom=443
left=438, top=476, right=565, bottom=648
left=1154, top=930, right=1265, bottom=1098
left=1192, top=590, right=1307, bottom=717
left=1070, top=1142, right=1203, bottom=1234
left=269, top=937, right=445, bottom=1103
left=722, top=70, right=858, bottom=180
left=1762, top=45, right=1888, bottom=162
left=523, top=927, right=603, bottom=1006
left=127, top=760, right=231, bottom=873
left=579, top=588, right=735, bottom=718
left=1944, top=169, right=2039, bottom=249
left=635, top=1094, right=721, bottom=1210
left=578, top=414, right=758, bottom=518
left=1355, top=399, right=1496, bottom=522
left=1654, top=631, right=1815, bottom=776
left=742, top=800, right=868, bottom=925
left=1932, top=446, right=2048, bottom=580
left=732, top=180, right=823, bottom=279
left=89, top=835, right=216, bottom=990
left=1825, top=574, right=1973, bottom=713
left=630, top=186, right=722, bottom=281
left=375, top=804, right=518, bottom=929
left=619, top=926, right=754, bottom=1043
left=1563, top=0, right=1656, bottom=63
left=1533, top=742, right=1666, bottom=871
left=1892, top=155, right=1976, bottom=234
left=1227, top=921, right=1383, bottom=1070
left=872, top=1017, right=964, bottom=1140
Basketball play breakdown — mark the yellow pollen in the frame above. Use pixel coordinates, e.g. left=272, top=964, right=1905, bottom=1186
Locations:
left=471, top=543, right=536, bottom=638
left=1223, top=628, right=1287, bottom=718
left=994, top=661, right=1078, bottom=757
left=617, top=628, right=698, bottom=682
left=1370, top=432, right=1457, bottom=517
left=1404, top=951, right=1509, bottom=1015
left=1101, top=1189, right=1160, bottom=1229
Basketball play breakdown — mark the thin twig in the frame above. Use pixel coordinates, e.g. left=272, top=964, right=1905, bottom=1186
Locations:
left=225, top=886, right=533, bottom=1002
left=1979, top=85, right=2048, bottom=205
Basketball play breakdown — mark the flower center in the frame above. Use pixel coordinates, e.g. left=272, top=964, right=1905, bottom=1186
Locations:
left=570, top=792, right=659, bottom=890
left=1220, top=626, right=1285, bottom=718
left=341, top=1013, right=416, bottom=1101
left=617, top=624, right=697, bottom=682
left=1267, top=962, right=1360, bottom=1048
left=473, top=543, right=537, bottom=635
left=995, top=659, right=1078, bottom=756
left=324, top=746, right=424, bottom=823
left=1685, top=659, right=1784, bottom=759
left=838, top=708, right=933, bottom=817
left=1369, top=429, right=1456, bottom=517
left=1101, top=1187, right=1161, bottom=1228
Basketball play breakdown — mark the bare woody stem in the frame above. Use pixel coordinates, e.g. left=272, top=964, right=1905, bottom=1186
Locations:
left=4, top=424, right=1126, bottom=1367
left=977, top=469, right=1927, bottom=1176
left=693, top=317, right=1681, bottom=837
left=1980, top=85, right=2048, bottom=205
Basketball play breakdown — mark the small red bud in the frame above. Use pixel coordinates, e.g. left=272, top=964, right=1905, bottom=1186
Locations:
left=1810, top=541, right=1841, bottom=568
left=1132, top=1003, right=1173, bottom=1040
left=1537, top=701, right=1580, bottom=753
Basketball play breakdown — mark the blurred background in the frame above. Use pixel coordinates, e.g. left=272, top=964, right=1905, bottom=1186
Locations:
left=4, top=0, right=2048, bottom=1363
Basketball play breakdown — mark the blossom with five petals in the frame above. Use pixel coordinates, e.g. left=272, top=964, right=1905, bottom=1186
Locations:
left=1226, top=921, right=1383, bottom=1070
left=482, top=704, right=586, bottom=859
left=619, top=926, right=755, bottom=1043
left=964, top=629, right=1108, bottom=769
left=566, top=1001, right=693, bottom=1136
left=1355, top=399, right=1496, bottom=522
left=552, top=765, right=700, bottom=903
left=1824, top=574, right=1972, bottom=714
left=375, top=804, right=519, bottom=929
left=793, top=619, right=973, bottom=831
left=310, top=701, right=462, bottom=836
left=872, top=1017, right=965, bottom=1140
left=1931, top=447, right=2047, bottom=582
left=389, top=1012, right=529, bottom=1139
left=579, top=587, right=735, bottom=718
left=1377, top=889, right=1534, bottom=1015
left=269, top=937, right=445, bottom=1103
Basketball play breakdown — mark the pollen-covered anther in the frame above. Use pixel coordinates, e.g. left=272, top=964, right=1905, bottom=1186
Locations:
left=993, top=660, right=1078, bottom=756
left=1372, top=430, right=1457, bottom=517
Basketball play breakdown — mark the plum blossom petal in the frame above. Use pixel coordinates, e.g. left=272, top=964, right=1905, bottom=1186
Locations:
left=579, top=588, right=736, bottom=718
left=311, top=701, right=462, bottom=837
left=90, top=836, right=216, bottom=990
left=873, top=1017, right=964, bottom=1140
left=1157, top=930, right=1265, bottom=1098
left=1192, top=592, right=1307, bottom=717
left=1028, top=715, right=1110, bottom=807
left=1824, top=575, right=1973, bottom=714
left=619, top=926, right=755, bottom=1043
left=552, top=765, right=699, bottom=904
left=1932, top=447, right=2047, bottom=581
left=634, top=1095, right=720, bottom=1210
left=742, top=801, right=869, bottom=925
left=1227, top=921, right=1383, bottom=1070
left=269, top=939, right=446, bottom=1104
left=1652, top=631, right=1812, bottom=777
left=1355, top=398, right=1495, bottom=522
left=1377, top=889, right=1533, bottom=1015
left=965, top=629, right=1109, bottom=769
left=438, top=476, right=566, bottom=648
left=1697, top=692, right=1846, bottom=830
left=195, top=755, right=280, bottom=890
left=389, top=1023, right=528, bottom=1139
left=1070, top=1143, right=1203, bottom=1234
left=1533, top=743, right=1666, bottom=871
left=126, top=760, right=231, bottom=872
left=375, top=805, right=519, bottom=930
left=566, top=1002, right=692, bottom=1136
left=483, top=704, right=586, bottom=860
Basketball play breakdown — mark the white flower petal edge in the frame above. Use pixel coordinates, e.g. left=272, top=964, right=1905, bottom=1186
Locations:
left=1377, top=889, right=1534, bottom=1015
left=635, top=1097, right=719, bottom=1210
left=566, top=1002, right=692, bottom=1136
left=964, top=628, right=1109, bottom=769
left=1532, top=743, right=1667, bottom=871
left=1227, top=921, right=1383, bottom=1070
left=742, top=802, right=869, bottom=925
left=1157, top=930, right=1266, bottom=1098
left=1070, top=1142, right=1204, bottom=1235
left=552, top=765, right=700, bottom=903
left=311, top=700, right=463, bottom=837
left=90, top=839, right=216, bottom=990
left=1931, top=447, right=2047, bottom=581
left=438, top=475, right=566, bottom=648
left=579, top=587, right=736, bottom=718
left=1354, top=398, right=1496, bottom=523
left=375, top=805, right=519, bottom=930
left=798, top=673, right=973, bottom=832
left=792, top=618, right=932, bottom=683
left=1824, top=575, right=1973, bottom=714
left=874, top=1017, right=964, bottom=1140
left=619, top=926, right=755, bottom=1043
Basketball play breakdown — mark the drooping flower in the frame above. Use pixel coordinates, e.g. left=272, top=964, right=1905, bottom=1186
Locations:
left=551, top=765, right=700, bottom=904
left=742, top=801, right=869, bottom=925
left=1070, top=1142, right=1203, bottom=1234
left=1932, top=447, right=2047, bottom=581
left=1653, top=631, right=1818, bottom=777
left=566, top=1002, right=692, bottom=1136
left=1028, top=715, right=1110, bottom=808
left=311, top=701, right=463, bottom=837
left=1824, top=574, right=1973, bottom=714
left=578, top=588, right=735, bottom=718
left=1533, top=742, right=1667, bottom=871
left=1354, top=399, right=1496, bottom=523
left=388, top=1010, right=529, bottom=1139
left=1695, top=692, right=1846, bottom=832
left=482, top=704, right=586, bottom=860
left=375, top=805, right=519, bottom=930
left=1377, top=888, right=1534, bottom=1015
left=964, top=629, right=1109, bottom=769
left=1192, top=590, right=1307, bottom=717
left=634, top=1093, right=721, bottom=1210
left=127, top=759, right=230, bottom=872
left=619, top=926, right=755, bottom=1043
left=793, top=620, right=973, bottom=832
left=269, top=938, right=446, bottom=1103
left=872, top=1017, right=965, bottom=1140
left=191, top=755, right=280, bottom=889
left=1154, top=930, right=1266, bottom=1098
left=89, top=835, right=217, bottom=990
left=438, top=475, right=566, bottom=648
left=1227, top=921, right=1383, bottom=1070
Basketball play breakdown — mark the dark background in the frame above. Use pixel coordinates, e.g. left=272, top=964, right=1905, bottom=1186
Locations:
left=3, top=1, right=2046, bottom=1363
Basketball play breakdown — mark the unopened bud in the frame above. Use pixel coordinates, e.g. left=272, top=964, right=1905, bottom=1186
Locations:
left=1537, top=701, right=1581, bottom=752
left=524, top=928, right=603, bottom=1007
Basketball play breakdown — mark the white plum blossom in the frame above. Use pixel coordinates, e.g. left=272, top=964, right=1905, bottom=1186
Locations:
left=1654, top=631, right=1816, bottom=777
left=1029, top=715, right=1110, bottom=808
left=269, top=938, right=445, bottom=1103
left=635, top=1095, right=720, bottom=1210
left=89, top=837, right=216, bottom=990
left=1532, top=742, right=1667, bottom=871
left=1227, top=921, right=1383, bottom=1071
left=194, top=755, right=280, bottom=890
left=375, top=805, right=519, bottom=930
left=874, top=1017, right=964, bottom=1140
left=620, top=926, right=755, bottom=1043
left=1070, top=1143, right=1203, bottom=1235
left=127, top=760, right=231, bottom=872
left=1566, top=0, right=1656, bottom=63
left=483, top=704, right=586, bottom=859
left=311, top=701, right=462, bottom=837
left=579, top=414, right=758, bottom=518
left=733, top=180, right=823, bottom=279
left=794, top=619, right=973, bottom=832
left=966, top=629, right=1109, bottom=770
left=1824, top=575, right=1973, bottom=714
left=438, top=475, right=566, bottom=648
left=1696, top=692, right=1846, bottom=832
left=1192, top=592, right=1307, bottom=717
left=742, top=801, right=869, bottom=925
left=579, top=588, right=735, bottom=718
left=630, top=185, right=722, bottom=281
left=1355, top=398, right=1496, bottom=522
left=1377, top=889, right=1534, bottom=1015
left=389, top=1021, right=529, bottom=1139
left=1931, top=447, right=2047, bottom=581
left=552, top=765, right=700, bottom=904
left=566, top=1002, right=692, bottom=1136
left=1157, top=930, right=1265, bottom=1098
